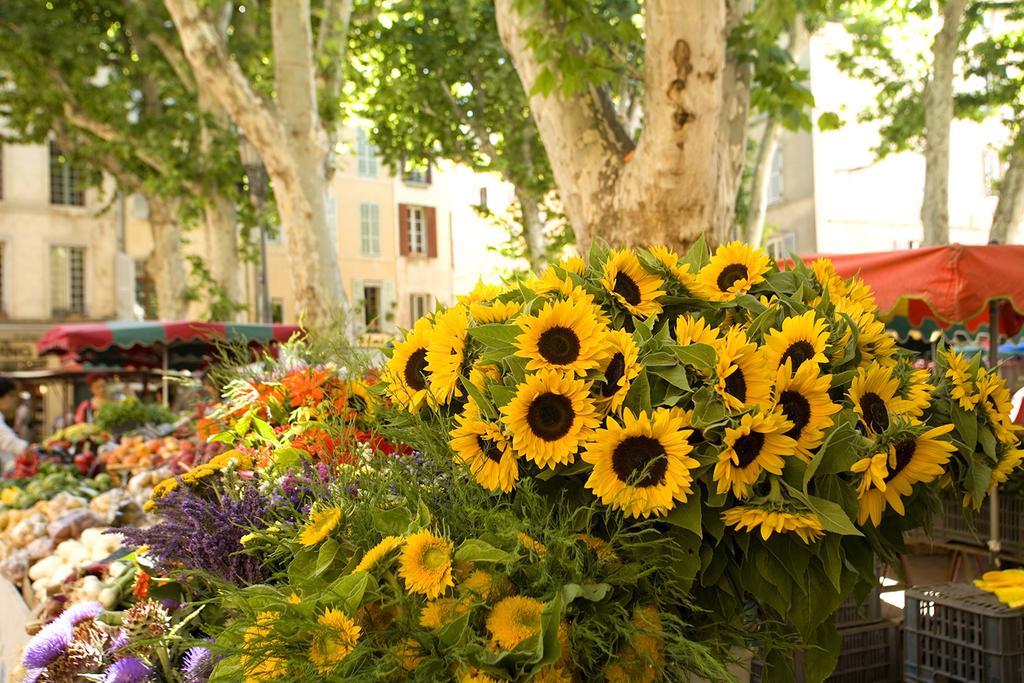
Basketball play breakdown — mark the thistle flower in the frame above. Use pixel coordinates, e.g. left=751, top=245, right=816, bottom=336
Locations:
left=181, top=645, right=215, bottom=683
left=61, top=601, right=104, bottom=625
left=104, top=656, right=152, bottom=683
left=22, top=618, right=73, bottom=669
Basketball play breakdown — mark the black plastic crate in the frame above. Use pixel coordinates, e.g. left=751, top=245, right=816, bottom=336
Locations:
left=905, top=582, right=1024, bottom=682
left=834, top=581, right=883, bottom=627
left=830, top=619, right=901, bottom=683
left=922, top=495, right=1024, bottom=560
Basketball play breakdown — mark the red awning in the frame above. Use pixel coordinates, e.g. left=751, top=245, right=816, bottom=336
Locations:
left=802, top=244, right=1024, bottom=337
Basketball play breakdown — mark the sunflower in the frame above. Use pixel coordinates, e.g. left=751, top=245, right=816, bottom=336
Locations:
left=559, top=255, right=586, bottom=275
left=977, top=371, right=1017, bottom=443
left=517, top=532, right=548, bottom=557
left=722, top=505, right=825, bottom=544
left=714, top=411, right=796, bottom=499
left=605, top=605, right=664, bottom=683
left=594, top=330, right=642, bottom=412
left=450, top=404, right=520, bottom=492
left=399, top=530, right=454, bottom=598
left=426, top=305, right=470, bottom=405
left=648, top=245, right=701, bottom=294
left=384, top=315, right=434, bottom=410
left=582, top=408, right=699, bottom=518
left=299, top=507, right=342, bottom=547
left=500, top=369, right=599, bottom=469
left=764, top=311, right=829, bottom=373
left=943, top=350, right=980, bottom=411
left=338, top=380, right=374, bottom=417
left=772, top=362, right=840, bottom=460
left=900, top=368, right=934, bottom=418
left=669, top=407, right=706, bottom=451
left=601, top=248, right=665, bottom=318
left=458, top=281, right=505, bottom=305
left=574, top=533, right=618, bottom=562
left=241, top=612, right=286, bottom=682
left=487, top=596, right=544, bottom=650
left=469, top=360, right=502, bottom=393
left=515, top=299, right=607, bottom=375
left=976, top=570, right=1024, bottom=608
left=811, top=258, right=847, bottom=301
left=853, top=424, right=956, bottom=526
left=460, top=670, right=501, bottom=683
left=713, top=328, right=772, bottom=412
left=394, top=638, right=425, bottom=672
left=459, top=569, right=508, bottom=601
left=675, top=315, right=720, bottom=346
left=419, top=598, right=469, bottom=629
left=833, top=298, right=896, bottom=367
left=470, top=300, right=521, bottom=324
left=354, top=536, right=404, bottom=572
left=849, top=363, right=911, bottom=435
left=967, top=448, right=1024, bottom=507
left=310, top=608, right=361, bottom=673
left=696, top=241, right=771, bottom=302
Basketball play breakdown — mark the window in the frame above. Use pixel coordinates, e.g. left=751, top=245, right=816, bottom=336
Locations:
left=982, top=149, right=1003, bottom=197
left=271, top=299, right=284, bottom=324
left=356, top=128, right=378, bottom=178
left=49, top=142, right=85, bottom=206
left=410, top=293, right=432, bottom=325
left=363, top=283, right=382, bottom=332
left=478, top=186, right=488, bottom=209
left=407, top=206, right=427, bottom=255
left=50, top=246, right=86, bottom=317
left=360, top=202, right=380, bottom=256
left=131, top=193, right=149, bottom=219
left=765, top=232, right=797, bottom=260
left=404, top=162, right=432, bottom=185
left=767, top=147, right=784, bottom=205
left=134, top=261, right=157, bottom=319
left=892, top=239, right=921, bottom=250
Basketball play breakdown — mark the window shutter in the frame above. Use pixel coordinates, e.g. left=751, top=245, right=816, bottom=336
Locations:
left=398, top=204, right=410, bottom=256
left=351, top=278, right=366, bottom=336
left=426, top=206, right=438, bottom=258
left=381, top=280, right=396, bottom=333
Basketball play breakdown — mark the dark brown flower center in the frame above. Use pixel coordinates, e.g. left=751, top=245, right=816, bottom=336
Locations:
left=859, top=392, right=890, bottom=433
left=611, top=436, right=668, bottom=488
left=599, top=352, right=627, bottom=397
left=347, top=395, right=368, bottom=412
left=687, top=427, right=704, bottom=447
left=526, top=392, right=575, bottom=441
left=476, top=436, right=505, bottom=464
left=403, top=348, right=428, bottom=391
left=537, top=326, right=581, bottom=366
left=779, top=390, right=811, bottom=441
left=885, top=438, right=916, bottom=482
left=781, top=341, right=817, bottom=370
left=717, top=264, right=749, bottom=292
left=724, top=367, right=747, bottom=403
left=613, top=272, right=642, bottom=306
left=733, top=431, right=765, bottom=468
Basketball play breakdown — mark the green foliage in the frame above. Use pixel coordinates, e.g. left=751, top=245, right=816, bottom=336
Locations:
left=94, top=397, right=177, bottom=433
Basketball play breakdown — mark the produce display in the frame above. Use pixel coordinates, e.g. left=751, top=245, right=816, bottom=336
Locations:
left=93, top=397, right=178, bottom=434
left=7, top=242, right=1023, bottom=683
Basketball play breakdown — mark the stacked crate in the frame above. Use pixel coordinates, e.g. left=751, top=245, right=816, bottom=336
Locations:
left=829, top=578, right=901, bottom=683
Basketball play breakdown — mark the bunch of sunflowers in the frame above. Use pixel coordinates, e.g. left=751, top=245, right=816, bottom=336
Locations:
left=378, top=239, right=1020, bottom=680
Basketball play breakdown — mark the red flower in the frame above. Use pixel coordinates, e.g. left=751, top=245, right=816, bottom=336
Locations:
left=280, top=368, right=334, bottom=408
left=133, top=570, right=150, bottom=599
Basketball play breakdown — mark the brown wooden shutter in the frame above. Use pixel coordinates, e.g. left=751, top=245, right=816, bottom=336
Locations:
left=398, top=203, right=410, bottom=256
left=426, top=206, right=438, bottom=258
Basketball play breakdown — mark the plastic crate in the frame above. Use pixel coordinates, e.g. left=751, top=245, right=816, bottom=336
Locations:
left=922, top=495, right=1024, bottom=560
left=830, top=620, right=901, bottom=683
left=904, top=582, right=1024, bottom=683
left=834, top=582, right=883, bottom=627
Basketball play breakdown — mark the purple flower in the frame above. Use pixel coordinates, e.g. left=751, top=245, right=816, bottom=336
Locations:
left=21, top=669, right=43, bottom=683
left=181, top=645, right=215, bottom=683
left=22, top=618, right=72, bottom=669
left=108, top=629, right=129, bottom=653
left=316, top=461, right=329, bottom=482
left=104, top=656, right=152, bottom=683
left=61, top=600, right=103, bottom=625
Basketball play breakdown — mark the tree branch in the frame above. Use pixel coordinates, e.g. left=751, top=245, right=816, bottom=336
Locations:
left=145, top=32, right=197, bottom=94
left=438, top=77, right=500, bottom=160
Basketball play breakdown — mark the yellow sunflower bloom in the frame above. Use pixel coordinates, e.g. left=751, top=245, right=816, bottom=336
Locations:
left=469, top=360, right=502, bottom=393
left=976, top=570, right=1024, bottom=608
left=594, top=330, right=642, bottom=412
left=299, top=507, right=342, bottom=547
left=399, top=530, right=454, bottom=598
left=605, top=605, right=664, bottom=683
left=772, top=361, right=840, bottom=460
left=309, top=608, right=361, bottom=673
left=811, top=258, right=848, bottom=301
left=459, top=569, right=508, bottom=600
left=582, top=408, right=700, bottom=518
left=384, top=315, right=434, bottom=411
left=241, top=612, right=286, bottom=683
left=977, top=371, right=1017, bottom=443
left=559, top=255, right=586, bottom=275
left=450, top=403, right=520, bottom=492
left=855, top=424, right=956, bottom=526
left=713, top=328, right=772, bottom=412
left=764, top=310, right=829, bottom=373
left=517, top=532, right=548, bottom=557
left=354, top=535, right=405, bottom=572
left=601, top=248, right=666, bottom=318
left=648, top=245, right=701, bottom=294
left=965, top=448, right=1024, bottom=508
left=943, top=350, right=980, bottom=411
left=849, top=362, right=912, bottom=435
left=500, top=369, right=600, bottom=469
left=722, top=506, right=825, bottom=544
left=486, top=596, right=544, bottom=650
left=900, top=368, right=934, bottom=418
left=696, top=241, right=771, bottom=302
left=714, top=411, right=796, bottom=499
left=851, top=452, right=890, bottom=495
left=394, top=638, right=425, bottom=672
left=675, top=315, right=720, bottom=346
left=419, top=597, right=469, bottom=629
left=458, top=281, right=505, bottom=305
left=425, top=305, right=470, bottom=404
left=833, top=298, right=896, bottom=367
left=470, top=300, right=522, bottom=324
left=515, top=299, right=608, bottom=375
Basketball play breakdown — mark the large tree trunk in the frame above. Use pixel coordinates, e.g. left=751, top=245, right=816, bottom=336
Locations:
left=147, top=197, right=188, bottom=320
left=164, top=0, right=345, bottom=327
left=920, top=0, right=968, bottom=246
left=495, top=0, right=749, bottom=252
left=515, top=186, right=548, bottom=273
left=744, top=119, right=783, bottom=247
left=990, top=147, right=1024, bottom=244
left=202, top=193, right=241, bottom=310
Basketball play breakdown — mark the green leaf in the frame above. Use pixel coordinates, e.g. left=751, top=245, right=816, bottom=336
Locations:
left=817, top=111, right=843, bottom=130
left=463, top=378, right=497, bottom=420
left=952, top=402, right=979, bottom=452
left=454, top=539, right=512, bottom=564
left=468, top=323, right=521, bottom=348
left=821, top=535, right=843, bottom=593
left=326, top=571, right=371, bottom=613
left=802, top=621, right=841, bottom=683
left=691, top=387, right=726, bottom=427
left=288, top=549, right=317, bottom=584
left=979, top=425, right=997, bottom=460
left=234, top=412, right=252, bottom=437
left=270, top=447, right=304, bottom=471
left=650, top=364, right=690, bottom=391
left=372, top=507, right=411, bottom=536
left=666, top=496, right=702, bottom=535
left=968, top=462, right=992, bottom=503
left=806, top=495, right=863, bottom=537
left=674, top=342, right=717, bottom=372
left=437, top=611, right=471, bottom=648
left=804, top=411, right=862, bottom=487
left=489, top=384, right=516, bottom=409
left=560, top=582, right=611, bottom=604
left=315, top=538, right=340, bottom=576
left=209, top=655, right=244, bottom=682
left=623, top=370, right=652, bottom=414
left=252, top=417, right=278, bottom=443
left=683, top=236, right=711, bottom=271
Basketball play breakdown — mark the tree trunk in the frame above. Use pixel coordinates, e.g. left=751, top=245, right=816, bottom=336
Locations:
left=163, top=0, right=345, bottom=327
left=920, top=0, right=968, bottom=246
left=744, top=118, right=783, bottom=246
left=202, top=193, right=241, bottom=311
left=495, top=0, right=748, bottom=252
left=147, top=197, right=188, bottom=320
left=515, top=186, right=548, bottom=273
left=990, top=147, right=1024, bottom=244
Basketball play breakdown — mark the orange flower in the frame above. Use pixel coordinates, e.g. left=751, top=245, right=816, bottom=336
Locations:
left=280, top=368, right=334, bottom=408
left=133, top=570, right=151, bottom=599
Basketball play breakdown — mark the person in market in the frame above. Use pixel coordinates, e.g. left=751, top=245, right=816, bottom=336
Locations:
left=13, top=391, right=33, bottom=441
left=74, top=373, right=109, bottom=424
left=0, top=378, right=28, bottom=471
